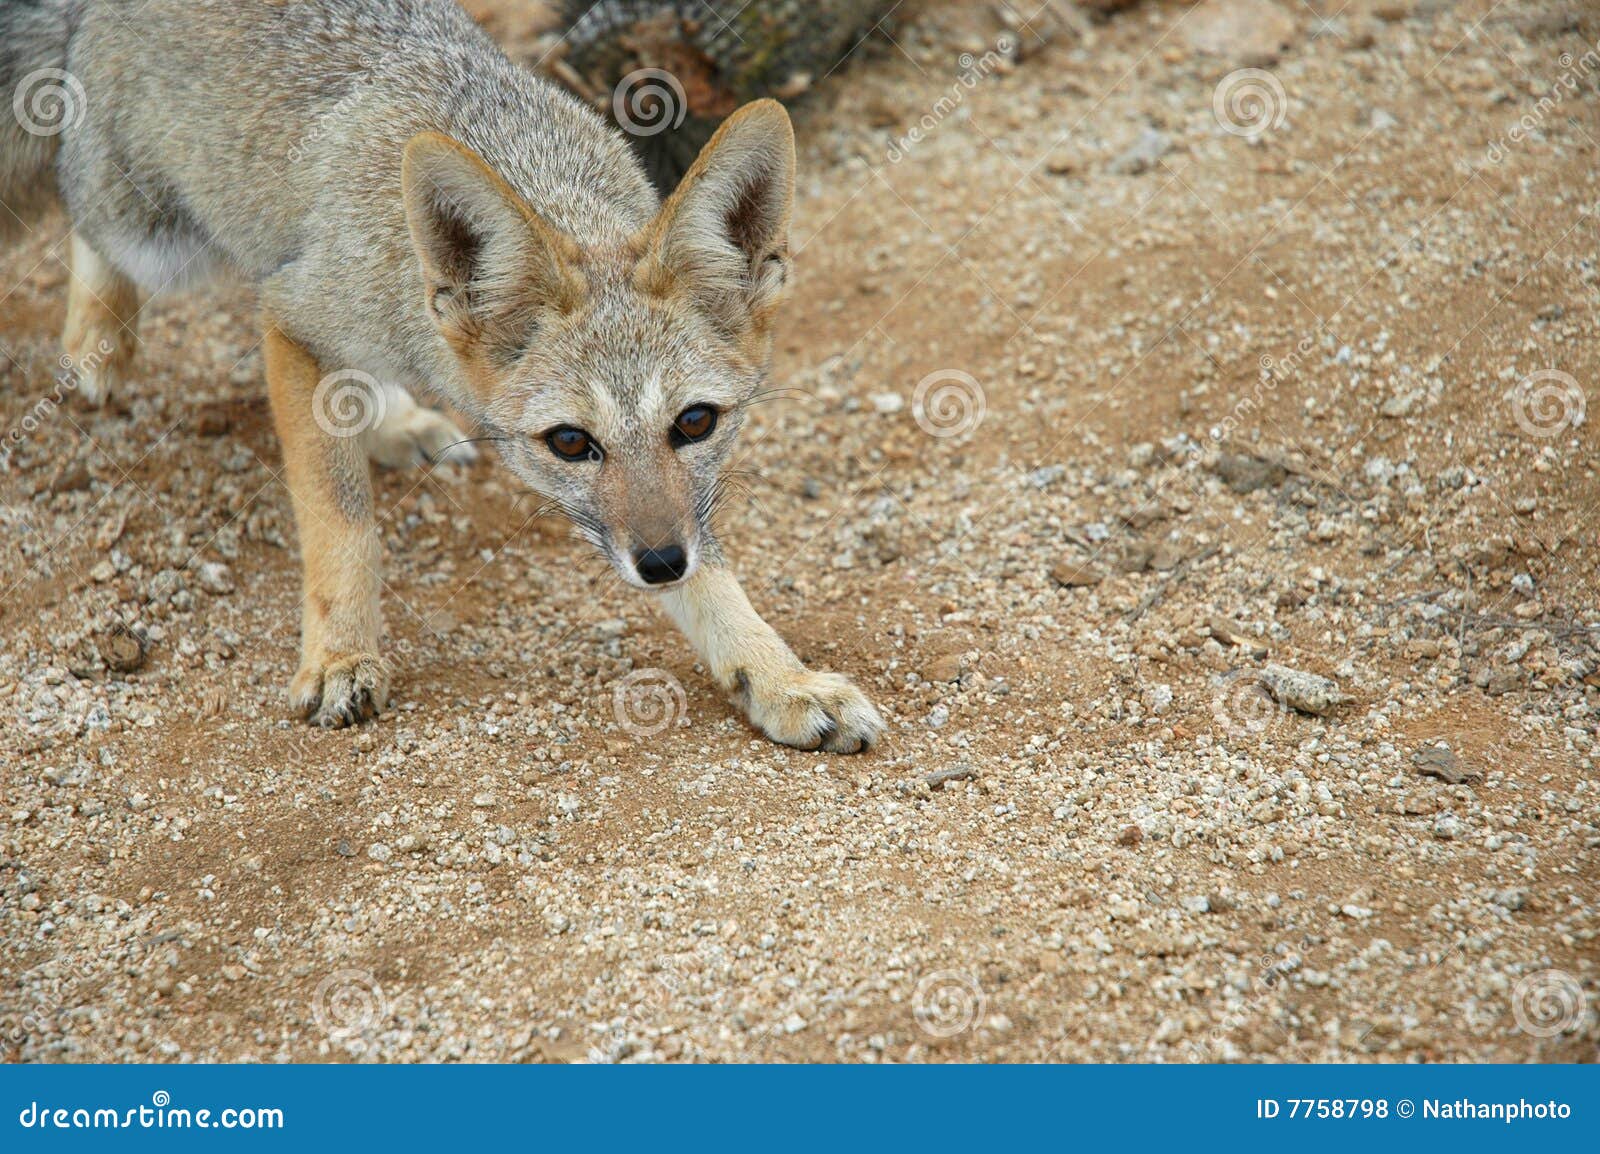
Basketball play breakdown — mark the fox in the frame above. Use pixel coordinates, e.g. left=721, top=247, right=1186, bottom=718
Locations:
left=0, top=0, right=883, bottom=753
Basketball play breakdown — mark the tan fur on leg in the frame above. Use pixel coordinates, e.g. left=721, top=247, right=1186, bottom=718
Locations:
left=264, top=320, right=389, bottom=726
left=659, top=563, right=883, bottom=753
left=62, top=233, right=140, bottom=407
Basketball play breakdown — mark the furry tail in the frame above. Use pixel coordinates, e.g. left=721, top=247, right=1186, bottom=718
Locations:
left=0, top=0, right=77, bottom=239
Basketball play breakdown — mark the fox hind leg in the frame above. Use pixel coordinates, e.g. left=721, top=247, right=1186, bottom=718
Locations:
left=61, top=233, right=141, bottom=407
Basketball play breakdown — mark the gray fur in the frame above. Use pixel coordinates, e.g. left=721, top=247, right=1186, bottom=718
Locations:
left=0, top=0, right=79, bottom=236
left=3, top=0, right=794, bottom=585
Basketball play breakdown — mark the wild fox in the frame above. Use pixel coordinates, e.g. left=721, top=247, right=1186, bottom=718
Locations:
left=1, top=0, right=882, bottom=752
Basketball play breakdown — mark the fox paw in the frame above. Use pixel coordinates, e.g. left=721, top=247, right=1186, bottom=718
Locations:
left=735, top=667, right=884, bottom=754
left=62, top=333, right=136, bottom=409
left=290, top=653, right=389, bottom=727
left=366, top=405, right=478, bottom=470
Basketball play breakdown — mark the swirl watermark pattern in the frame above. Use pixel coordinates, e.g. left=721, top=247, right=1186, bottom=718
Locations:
left=1212, top=69, right=1288, bottom=140
left=912, top=370, right=986, bottom=438
left=1211, top=669, right=1288, bottom=738
left=312, top=369, right=385, bottom=439
left=1509, top=370, right=1585, bottom=438
left=1511, top=969, right=1586, bottom=1038
left=612, top=668, right=687, bottom=737
left=612, top=68, right=687, bottom=138
left=1486, top=40, right=1600, bottom=164
left=12, top=68, right=86, bottom=137
left=887, top=37, right=1012, bottom=163
left=311, top=968, right=387, bottom=1041
left=913, top=970, right=985, bottom=1038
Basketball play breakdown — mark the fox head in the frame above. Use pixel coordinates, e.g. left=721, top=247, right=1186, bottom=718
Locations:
left=399, top=100, right=795, bottom=589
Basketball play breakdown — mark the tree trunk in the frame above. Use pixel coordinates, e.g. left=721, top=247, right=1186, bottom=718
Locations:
left=557, top=0, right=899, bottom=190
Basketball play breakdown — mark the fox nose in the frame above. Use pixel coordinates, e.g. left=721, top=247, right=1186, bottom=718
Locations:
left=633, top=544, right=688, bottom=586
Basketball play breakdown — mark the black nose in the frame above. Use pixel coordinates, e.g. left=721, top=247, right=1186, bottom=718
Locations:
left=633, top=544, right=688, bottom=585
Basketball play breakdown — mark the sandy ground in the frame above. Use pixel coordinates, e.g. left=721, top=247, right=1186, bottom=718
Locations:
left=2, top=0, right=1597, bottom=1063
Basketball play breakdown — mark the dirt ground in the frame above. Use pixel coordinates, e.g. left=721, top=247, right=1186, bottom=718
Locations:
left=2, top=0, right=1598, bottom=1063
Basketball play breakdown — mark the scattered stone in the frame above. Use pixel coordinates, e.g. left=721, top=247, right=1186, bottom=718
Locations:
left=197, top=562, right=235, bottom=595
left=1212, top=452, right=1288, bottom=494
left=195, top=405, right=232, bottom=437
left=924, top=764, right=977, bottom=789
left=1401, top=792, right=1440, bottom=816
left=48, top=462, right=92, bottom=494
left=1412, top=745, right=1480, bottom=784
left=1149, top=541, right=1187, bottom=572
left=1258, top=663, right=1351, bottom=716
left=96, top=627, right=145, bottom=674
left=1183, top=0, right=1298, bottom=67
left=1050, top=558, right=1106, bottom=587
left=1112, top=541, right=1155, bottom=573
left=1109, top=127, right=1170, bottom=175
left=1381, top=389, right=1421, bottom=417
left=1208, top=615, right=1267, bottom=657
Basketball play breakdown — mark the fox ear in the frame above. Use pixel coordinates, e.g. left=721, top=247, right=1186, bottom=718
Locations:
left=402, top=132, right=584, bottom=363
left=639, top=100, right=796, bottom=346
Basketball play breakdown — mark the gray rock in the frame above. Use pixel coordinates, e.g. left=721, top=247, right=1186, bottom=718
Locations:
left=1259, top=663, right=1351, bottom=716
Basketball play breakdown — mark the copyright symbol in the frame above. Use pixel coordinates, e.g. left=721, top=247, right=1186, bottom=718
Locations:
left=1396, top=1099, right=1414, bottom=1118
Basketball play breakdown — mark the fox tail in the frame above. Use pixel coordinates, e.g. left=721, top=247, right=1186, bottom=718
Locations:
left=0, top=0, right=77, bottom=239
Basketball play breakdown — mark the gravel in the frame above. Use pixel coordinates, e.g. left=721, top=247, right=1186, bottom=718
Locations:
left=1, top=0, right=1596, bottom=1063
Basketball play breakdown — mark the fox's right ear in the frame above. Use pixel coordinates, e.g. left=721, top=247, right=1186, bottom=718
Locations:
left=401, top=133, right=585, bottom=376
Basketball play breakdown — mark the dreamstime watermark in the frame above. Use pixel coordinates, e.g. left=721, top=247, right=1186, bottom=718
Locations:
left=1511, top=969, right=1587, bottom=1039
left=287, top=51, right=394, bottom=163
left=912, top=970, right=986, bottom=1038
left=912, top=369, right=986, bottom=438
left=2, top=952, right=99, bottom=1050
left=1207, top=343, right=1315, bottom=447
left=1212, top=69, right=1289, bottom=140
left=1211, top=668, right=1289, bottom=739
left=1485, top=41, right=1600, bottom=164
left=612, top=668, right=687, bottom=737
left=1508, top=369, right=1585, bottom=438
left=312, top=369, right=386, bottom=439
left=611, top=68, right=687, bottom=138
left=12, top=67, right=86, bottom=137
left=311, top=968, right=388, bottom=1041
left=16, top=1091, right=284, bottom=1131
left=887, top=37, right=1013, bottom=163
left=0, top=339, right=115, bottom=471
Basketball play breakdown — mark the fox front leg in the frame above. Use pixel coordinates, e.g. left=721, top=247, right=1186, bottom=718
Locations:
left=659, top=562, right=884, bottom=753
left=263, top=320, right=389, bottom=726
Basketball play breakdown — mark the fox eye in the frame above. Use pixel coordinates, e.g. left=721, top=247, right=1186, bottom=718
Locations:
left=671, top=405, right=718, bottom=446
left=546, top=426, right=600, bottom=461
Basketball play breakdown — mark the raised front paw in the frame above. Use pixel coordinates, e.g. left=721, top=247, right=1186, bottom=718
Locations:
left=290, top=652, right=390, bottom=728
left=366, top=405, right=479, bottom=469
left=736, top=666, right=884, bottom=754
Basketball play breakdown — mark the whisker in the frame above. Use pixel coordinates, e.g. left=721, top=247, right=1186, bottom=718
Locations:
left=742, top=387, right=815, bottom=408
left=430, top=434, right=511, bottom=458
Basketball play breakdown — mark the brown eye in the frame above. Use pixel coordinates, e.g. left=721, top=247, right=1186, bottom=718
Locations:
left=546, top=426, right=599, bottom=461
left=671, top=405, right=718, bottom=446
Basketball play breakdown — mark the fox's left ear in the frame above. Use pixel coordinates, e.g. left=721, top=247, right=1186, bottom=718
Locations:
left=638, top=100, right=796, bottom=348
